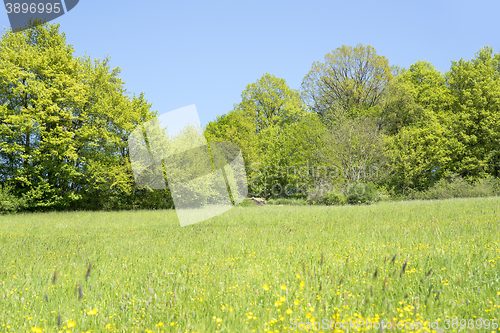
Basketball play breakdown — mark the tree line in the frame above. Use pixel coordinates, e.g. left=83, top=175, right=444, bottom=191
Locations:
left=1, top=23, right=499, bottom=212
left=205, top=44, right=500, bottom=203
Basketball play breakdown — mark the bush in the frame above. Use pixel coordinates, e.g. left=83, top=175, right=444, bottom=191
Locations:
left=408, top=173, right=500, bottom=200
left=308, top=188, right=346, bottom=205
left=267, top=198, right=308, bottom=206
left=0, top=184, right=25, bottom=213
left=373, top=185, right=393, bottom=202
left=308, top=182, right=389, bottom=205
left=325, top=191, right=347, bottom=205
left=345, top=182, right=381, bottom=204
left=238, top=199, right=257, bottom=207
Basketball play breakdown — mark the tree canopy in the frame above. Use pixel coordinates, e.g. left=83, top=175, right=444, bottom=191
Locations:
left=236, top=73, right=305, bottom=133
left=301, top=44, right=393, bottom=120
left=2, top=23, right=500, bottom=211
left=0, top=23, right=157, bottom=210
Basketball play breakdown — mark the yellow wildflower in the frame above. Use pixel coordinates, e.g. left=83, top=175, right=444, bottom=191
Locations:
left=86, top=308, right=98, bottom=315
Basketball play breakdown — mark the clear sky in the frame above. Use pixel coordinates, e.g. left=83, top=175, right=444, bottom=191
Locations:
left=2, top=0, right=499, bottom=126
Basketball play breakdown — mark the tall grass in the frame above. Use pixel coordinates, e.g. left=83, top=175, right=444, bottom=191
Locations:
left=0, top=197, right=499, bottom=332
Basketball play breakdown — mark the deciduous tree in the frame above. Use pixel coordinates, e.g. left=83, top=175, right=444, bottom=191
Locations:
left=237, top=73, right=304, bottom=133
left=0, top=23, right=156, bottom=210
left=301, top=44, right=393, bottom=120
left=445, top=46, right=500, bottom=181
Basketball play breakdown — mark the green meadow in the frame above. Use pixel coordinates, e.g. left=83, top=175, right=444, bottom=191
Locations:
left=0, top=197, right=499, bottom=332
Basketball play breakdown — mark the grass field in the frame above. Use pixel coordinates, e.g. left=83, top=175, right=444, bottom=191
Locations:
left=0, top=197, right=499, bottom=332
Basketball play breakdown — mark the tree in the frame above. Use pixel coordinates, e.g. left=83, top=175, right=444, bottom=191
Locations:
left=251, top=109, right=326, bottom=198
left=0, top=22, right=156, bottom=210
left=385, top=120, right=453, bottom=195
left=376, top=61, right=452, bottom=135
left=374, top=60, right=461, bottom=193
left=375, top=80, right=426, bottom=135
left=398, top=60, right=452, bottom=119
left=236, top=73, right=304, bottom=133
left=301, top=44, right=393, bottom=120
left=319, top=115, right=387, bottom=193
left=204, top=109, right=258, bottom=172
left=205, top=74, right=308, bottom=188
left=445, top=46, right=500, bottom=181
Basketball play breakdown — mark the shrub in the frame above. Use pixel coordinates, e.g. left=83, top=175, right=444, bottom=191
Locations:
left=374, top=185, right=393, bottom=202
left=238, top=199, right=257, bottom=207
left=323, top=191, right=347, bottom=205
left=408, top=173, right=500, bottom=200
left=308, top=182, right=389, bottom=205
left=308, top=188, right=346, bottom=205
left=0, top=184, right=25, bottom=213
left=267, top=198, right=308, bottom=206
left=345, top=182, right=380, bottom=204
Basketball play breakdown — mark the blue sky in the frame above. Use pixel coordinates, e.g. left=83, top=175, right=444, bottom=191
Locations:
left=2, top=0, right=499, bottom=126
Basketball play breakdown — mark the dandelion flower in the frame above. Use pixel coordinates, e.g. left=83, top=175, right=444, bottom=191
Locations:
left=286, top=309, right=293, bottom=314
left=281, top=285, right=287, bottom=291
left=86, top=308, right=98, bottom=315
left=263, top=284, right=270, bottom=291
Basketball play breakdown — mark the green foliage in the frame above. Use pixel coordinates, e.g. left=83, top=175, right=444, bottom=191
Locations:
left=385, top=121, right=453, bottom=195
left=204, top=109, right=259, bottom=173
left=307, top=189, right=346, bottom=206
left=345, top=181, right=381, bottom=205
left=266, top=198, right=307, bottom=206
left=378, top=61, right=458, bottom=195
left=376, top=79, right=433, bottom=136
left=237, top=73, right=304, bottom=133
left=237, top=199, right=257, bottom=207
left=0, top=184, right=25, bottom=213
left=3, top=34, right=500, bottom=212
left=0, top=22, right=157, bottom=211
left=252, top=111, right=326, bottom=199
left=205, top=74, right=325, bottom=200
left=319, top=115, right=388, bottom=190
left=445, top=46, right=500, bottom=181
left=309, top=181, right=391, bottom=206
left=302, top=43, right=393, bottom=119
left=407, top=173, right=500, bottom=200
left=398, top=61, right=453, bottom=118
